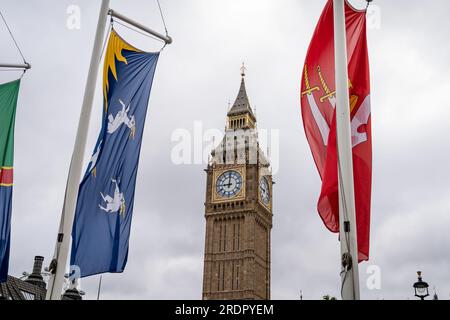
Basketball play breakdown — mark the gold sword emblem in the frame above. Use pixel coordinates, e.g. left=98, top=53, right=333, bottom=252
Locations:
left=301, top=65, right=320, bottom=97
left=317, top=65, right=358, bottom=111
left=317, top=65, right=336, bottom=103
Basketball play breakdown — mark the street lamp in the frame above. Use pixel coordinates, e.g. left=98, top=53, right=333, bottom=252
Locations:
left=413, top=271, right=429, bottom=300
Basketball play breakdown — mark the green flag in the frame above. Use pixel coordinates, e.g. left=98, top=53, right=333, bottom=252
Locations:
left=0, top=80, right=20, bottom=168
left=0, top=79, right=20, bottom=282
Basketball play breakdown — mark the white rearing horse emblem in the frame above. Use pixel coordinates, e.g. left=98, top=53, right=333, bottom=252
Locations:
left=107, top=99, right=136, bottom=137
left=99, top=178, right=126, bottom=217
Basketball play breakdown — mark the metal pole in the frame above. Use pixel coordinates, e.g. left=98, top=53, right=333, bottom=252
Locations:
left=108, top=9, right=172, bottom=44
left=97, top=275, right=103, bottom=300
left=0, top=62, right=31, bottom=69
left=333, top=0, right=360, bottom=300
left=46, top=0, right=110, bottom=300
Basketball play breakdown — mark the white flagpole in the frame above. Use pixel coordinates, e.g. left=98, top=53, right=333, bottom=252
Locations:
left=46, top=0, right=110, bottom=300
left=333, top=0, right=360, bottom=300
left=0, top=62, right=31, bottom=69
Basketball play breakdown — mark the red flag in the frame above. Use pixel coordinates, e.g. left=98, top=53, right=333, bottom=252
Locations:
left=300, top=0, right=371, bottom=262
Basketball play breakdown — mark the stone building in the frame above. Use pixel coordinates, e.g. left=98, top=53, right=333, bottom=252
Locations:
left=0, top=256, right=47, bottom=300
left=202, top=67, right=273, bottom=300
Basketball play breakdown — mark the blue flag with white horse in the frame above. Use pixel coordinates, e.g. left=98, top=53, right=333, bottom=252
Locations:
left=70, top=30, right=159, bottom=277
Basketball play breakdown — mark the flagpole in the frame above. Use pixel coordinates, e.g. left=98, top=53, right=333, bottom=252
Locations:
left=0, top=63, right=31, bottom=69
left=97, top=275, right=103, bottom=300
left=46, top=0, right=110, bottom=300
left=333, top=0, right=360, bottom=300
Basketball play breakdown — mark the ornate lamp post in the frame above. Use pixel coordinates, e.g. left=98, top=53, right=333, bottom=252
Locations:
left=413, top=271, right=429, bottom=300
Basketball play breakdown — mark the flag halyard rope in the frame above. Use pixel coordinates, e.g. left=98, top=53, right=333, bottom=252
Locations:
left=156, top=0, right=169, bottom=37
left=0, top=9, right=28, bottom=65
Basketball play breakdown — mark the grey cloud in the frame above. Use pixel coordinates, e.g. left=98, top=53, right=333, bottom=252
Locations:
left=0, top=0, right=449, bottom=300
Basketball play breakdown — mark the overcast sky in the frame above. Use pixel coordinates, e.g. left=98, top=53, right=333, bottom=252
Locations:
left=1, top=0, right=450, bottom=300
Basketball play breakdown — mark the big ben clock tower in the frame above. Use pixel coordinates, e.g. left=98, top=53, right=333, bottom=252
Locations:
left=202, top=66, right=273, bottom=300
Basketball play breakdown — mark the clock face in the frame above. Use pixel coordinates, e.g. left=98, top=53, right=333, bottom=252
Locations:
left=259, top=176, right=270, bottom=205
left=216, top=170, right=242, bottom=198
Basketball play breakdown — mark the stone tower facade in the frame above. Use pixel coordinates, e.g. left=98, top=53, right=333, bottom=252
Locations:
left=202, top=68, right=273, bottom=300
